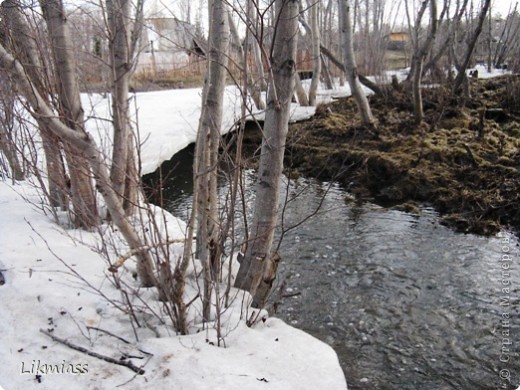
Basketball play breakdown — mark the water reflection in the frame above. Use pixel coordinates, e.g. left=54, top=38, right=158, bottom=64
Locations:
left=143, top=146, right=520, bottom=389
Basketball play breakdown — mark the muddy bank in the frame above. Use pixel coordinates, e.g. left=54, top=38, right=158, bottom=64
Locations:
left=243, top=75, right=520, bottom=235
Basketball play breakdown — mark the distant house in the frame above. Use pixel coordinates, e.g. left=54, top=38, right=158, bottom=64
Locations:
left=136, top=18, right=205, bottom=75
left=386, top=31, right=410, bottom=50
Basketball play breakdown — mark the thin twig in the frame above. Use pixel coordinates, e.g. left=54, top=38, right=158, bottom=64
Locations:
left=39, top=329, right=146, bottom=374
left=86, top=326, right=153, bottom=356
left=108, top=238, right=185, bottom=272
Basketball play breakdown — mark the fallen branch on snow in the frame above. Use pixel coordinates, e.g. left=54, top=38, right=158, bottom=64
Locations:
left=39, top=329, right=146, bottom=374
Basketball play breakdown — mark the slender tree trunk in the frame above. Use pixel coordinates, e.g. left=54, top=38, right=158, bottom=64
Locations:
left=0, top=104, right=24, bottom=180
left=452, top=0, right=491, bottom=94
left=194, top=0, right=229, bottom=322
left=308, top=0, right=321, bottom=105
left=339, top=0, right=375, bottom=127
left=294, top=72, right=310, bottom=106
left=228, top=10, right=265, bottom=110
left=106, top=0, right=139, bottom=214
left=0, top=41, right=157, bottom=287
left=423, top=0, right=469, bottom=78
left=40, top=0, right=98, bottom=228
left=410, top=0, right=438, bottom=124
left=321, top=54, right=334, bottom=90
left=249, top=3, right=268, bottom=92
left=1, top=1, right=67, bottom=204
left=234, top=0, right=299, bottom=309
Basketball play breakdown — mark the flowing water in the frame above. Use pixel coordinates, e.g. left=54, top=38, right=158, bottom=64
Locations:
left=144, top=145, right=520, bottom=389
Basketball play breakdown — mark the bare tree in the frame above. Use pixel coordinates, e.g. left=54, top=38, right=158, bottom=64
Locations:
left=106, top=0, right=141, bottom=214
left=228, top=10, right=266, bottom=110
left=40, top=0, right=100, bottom=228
left=408, top=0, right=437, bottom=124
left=452, top=0, right=491, bottom=94
left=308, top=0, right=321, bottom=105
left=191, top=0, right=230, bottom=322
left=493, top=3, right=520, bottom=69
left=339, top=0, right=375, bottom=127
left=0, top=74, right=23, bottom=180
left=0, top=1, right=157, bottom=286
left=234, top=0, right=300, bottom=308
left=1, top=1, right=65, bottom=195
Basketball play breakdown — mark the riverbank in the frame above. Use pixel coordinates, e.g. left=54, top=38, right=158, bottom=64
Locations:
left=243, top=74, right=520, bottom=236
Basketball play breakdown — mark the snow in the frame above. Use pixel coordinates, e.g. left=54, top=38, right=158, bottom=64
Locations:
left=0, top=181, right=347, bottom=389
left=0, top=80, right=349, bottom=389
left=82, top=82, right=361, bottom=176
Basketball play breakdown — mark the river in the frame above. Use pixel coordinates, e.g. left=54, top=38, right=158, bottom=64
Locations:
left=143, top=145, right=519, bottom=389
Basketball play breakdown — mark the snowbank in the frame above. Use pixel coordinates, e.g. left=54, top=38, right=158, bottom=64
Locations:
left=82, top=82, right=362, bottom=176
left=0, top=182, right=347, bottom=390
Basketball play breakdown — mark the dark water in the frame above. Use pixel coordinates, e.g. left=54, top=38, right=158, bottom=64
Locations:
left=144, top=145, right=520, bottom=389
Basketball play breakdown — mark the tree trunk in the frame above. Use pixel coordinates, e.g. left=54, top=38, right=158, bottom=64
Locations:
left=0, top=42, right=157, bottom=288
left=1, top=1, right=67, bottom=203
left=410, top=0, right=438, bottom=124
left=40, top=0, right=98, bottom=228
left=294, top=72, right=310, bottom=106
left=194, top=0, right=229, bottom=322
left=234, top=0, right=299, bottom=309
left=452, top=0, right=491, bottom=94
left=339, top=0, right=375, bottom=127
left=321, top=54, right=334, bottom=90
left=228, top=10, right=265, bottom=110
left=308, top=0, right=321, bottom=105
left=106, top=0, right=138, bottom=214
left=0, top=103, right=24, bottom=180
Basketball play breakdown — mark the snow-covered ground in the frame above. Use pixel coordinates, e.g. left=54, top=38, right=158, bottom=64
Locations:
left=83, top=80, right=363, bottom=175
left=0, top=80, right=349, bottom=389
left=0, top=181, right=347, bottom=390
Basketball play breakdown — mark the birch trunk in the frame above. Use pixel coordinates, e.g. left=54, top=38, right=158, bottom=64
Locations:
left=308, top=0, right=321, bottom=105
left=106, top=0, right=138, bottom=214
left=228, top=10, right=265, bottom=110
left=234, top=0, right=299, bottom=308
left=1, top=1, right=67, bottom=204
left=195, top=0, right=229, bottom=322
left=0, top=43, right=157, bottom=288
left=40, top=0, right=98, bottom=228
left=452, top=0, right=491, bottom=94
left=339, top=0, right=375, bottom=127
left=410, top=0, right=438, bottom=124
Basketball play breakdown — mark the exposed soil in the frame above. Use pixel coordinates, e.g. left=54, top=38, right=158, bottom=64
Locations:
left=242, top=74, right=520, bottom=235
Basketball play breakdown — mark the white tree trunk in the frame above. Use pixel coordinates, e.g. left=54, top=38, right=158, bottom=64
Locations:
left=106, top=0, right=139, bottom=214
left=194, top=0, right=229, bottom=321
left=1, top=1, right=65, bottom=195
left=0, top=43, right=157, bottom=287
left=339, top=0, right=375, bottom=127
left=308, top=0, right=321, bottom=105
left=228, top=10, right=265, bottom=110
left=410, top=0, right=438, bottom=124
left=40, top=0, right=98, bottom=228
left=234, top=0, right=299, bottom=308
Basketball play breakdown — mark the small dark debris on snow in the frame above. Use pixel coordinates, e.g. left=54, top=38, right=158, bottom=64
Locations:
left=41, top=345, right=47, bottom=349
left=35, top=374, right=42, bottom=383
left=257, top=377, right=269, bottom=383
left=60, top=310, right=67, bottom=315
left=17, top=348, right=23, bottom=353
left=275, top=338, right=279, bottom=342
left=0, top=270, right=5, bottom=285
left=78, top=307, right=82, bottom=311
